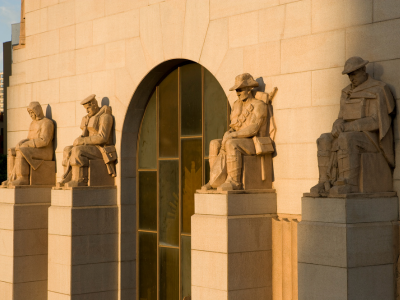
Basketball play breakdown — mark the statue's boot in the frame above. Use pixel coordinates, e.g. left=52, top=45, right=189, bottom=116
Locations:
left=10, top=158, right=29, bottom=186
left=201, top=154, right=218, bottom=191
left=310, top=152, right=331, bottom=195
left=218, top=153, right=242, bottom=191
left=329, top=152, right=359, bottom=195
left=65, top=166, right=88, bottom=187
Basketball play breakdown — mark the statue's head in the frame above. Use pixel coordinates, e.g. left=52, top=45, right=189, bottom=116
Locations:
left=342, top=56, right=369, bottom=88
left=27, top=102, right=44, bottom=120
left=81, top=94, right=100, bottom=117
left=229, top=73, right=259, bottom=102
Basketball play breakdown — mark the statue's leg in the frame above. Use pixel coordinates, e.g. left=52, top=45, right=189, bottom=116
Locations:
left=2, top=148, right=16, bottom=185
left=218, top=138, right=256, bottom=191
left=201, top=139, right=222, bottom=190
left=209, top=139, right=222, bottom=168
left=57, top=146, right=74, bottom=187
left=10, top=151, right=30, bottom=186
left=310, top=133, right=334, bottom=194
left=330, top=132, right=378, bottom=195
left=65, top=146, right=102, bottom=187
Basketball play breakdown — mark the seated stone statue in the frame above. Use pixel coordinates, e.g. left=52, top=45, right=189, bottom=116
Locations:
left=202, top=73, right=276, bottom=191
left=2, top=101, right=54, bottom=186
left=58, top=94, right=117, bottom=187
left=310, top=56, right=395, bottom=195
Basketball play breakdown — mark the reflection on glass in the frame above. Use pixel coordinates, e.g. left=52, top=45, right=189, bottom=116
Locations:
left=159, top=161, right=179, bottom=247
left=181, top=236, right=191, bottom=298
left=181, top=139, right=202, bottom=234
left=159, top=247, right=179, bottom=300
left=204, top=68, right=228, bottom=156
left=138, top=91, right=157, bottom=169
left=139, top=232, right=157, bottom=300
left=181, top=64, right=202, bottom=136
left=139, top=171, right=157, bottom=231
left=159, top=69, right=179, bottom=158
left=205, top=159, right=210, bottom=185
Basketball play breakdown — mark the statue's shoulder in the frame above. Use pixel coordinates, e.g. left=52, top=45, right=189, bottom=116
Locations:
left=42, top=117, right=54, bottom=126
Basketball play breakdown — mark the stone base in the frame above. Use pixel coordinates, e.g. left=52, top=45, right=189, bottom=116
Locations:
left=31, top=161, right=56, bottom=186
left=191, top=191, right=277, bottom=300
left=298, top=196, right=398, bottom=300
left=242, top=154, right=273, bottom=190
left=88, top=160, right=114, bottom=187
left=48, top=187, right=118, bottom=300
left=0, top=186, right=51, bottom=300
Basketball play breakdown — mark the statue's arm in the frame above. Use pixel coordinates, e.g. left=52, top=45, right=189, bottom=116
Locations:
left=82, top=115, right=113, bottom=145
left=344, top=117, right=379, bottom=132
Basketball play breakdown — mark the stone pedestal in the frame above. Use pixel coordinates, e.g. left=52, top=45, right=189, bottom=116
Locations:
left=0, top=186, right=52, bottom=300
left=298, top=194, right=399, bottom=300
left=191, top=190, right=277, bottom=300
left=48, top=187, right=118, bottom=300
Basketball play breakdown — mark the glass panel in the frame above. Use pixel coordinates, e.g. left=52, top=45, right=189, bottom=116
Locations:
left=139, top=232, right=157, bottom=300
left=204, top=158, right=210, bottom=185
left=159, top=160, right=179, bottom=247
left=181, top=236, right=191, bottom=298
left=159, top=69, right=179, bottom=158
left=181, top=138, right=202, bottom=234
left=204, top=68, right=228, bottom=156
left=138, top=91, right=157, bottom=169
left=159, top=247, right=179, bottom=300
left=139, top=171, right=157, bottom=231
left=180, top=64, right=202, bottom=136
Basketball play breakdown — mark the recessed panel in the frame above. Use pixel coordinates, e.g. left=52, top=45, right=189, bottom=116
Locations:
left=181, top=138, right=202, bottom=234
left=138, top=91, right=157, bottom=169
left=180, top=64, right=202, bottom=136
left=159, top=247, right=179, bottom=300
left=204, top=68, right=228, bottom=156
left=159, top=160, right=179, bottom=247
left=181, top=236, right=192, bottom=299
left=139, top=171, right=157, bottom=231
left=159, top=69, right=179, bottom=158
left=139, top=232, right=157, bottom=300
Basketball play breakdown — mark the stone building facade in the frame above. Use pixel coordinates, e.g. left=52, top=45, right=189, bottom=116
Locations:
left=5, top=0, right=400, bottom=299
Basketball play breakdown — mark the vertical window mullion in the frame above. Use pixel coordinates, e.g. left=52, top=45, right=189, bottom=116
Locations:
left=178, top=67, right=182, bottom=300
left=156, top=86, right=160, bottom=300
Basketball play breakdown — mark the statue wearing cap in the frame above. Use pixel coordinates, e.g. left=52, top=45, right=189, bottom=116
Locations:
left=58, top=95, right=117, bottom=187
left=202, top=73, right=276, bottom=191
left=310, top=56, right=395, bottom=195
left=2, top=102, right=54, bottom=186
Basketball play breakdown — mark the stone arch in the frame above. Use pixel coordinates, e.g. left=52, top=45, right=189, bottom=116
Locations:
left=119, top=58, right=212, bottom=298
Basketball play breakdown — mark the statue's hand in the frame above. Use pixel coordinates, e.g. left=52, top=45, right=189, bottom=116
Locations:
left=331, top=122, right=344, bottom=138
left=73, top=137, right=84, bottom=146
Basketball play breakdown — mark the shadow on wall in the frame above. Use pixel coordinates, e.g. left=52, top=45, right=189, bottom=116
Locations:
left=46, top=105, right=58, bottom=173
left=102, top=97, right=117, bottom=147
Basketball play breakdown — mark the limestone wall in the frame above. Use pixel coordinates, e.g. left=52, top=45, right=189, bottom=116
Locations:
left=6, top=0, right=400, bottom=298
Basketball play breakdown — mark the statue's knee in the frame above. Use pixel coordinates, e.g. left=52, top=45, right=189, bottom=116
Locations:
left=317, top=133, right=333, bottom=150
left=210, top=139, right=222, bottom=154
left=225, top=139, right=237, bottom=152
left=337, top=133, right=354, bottom=150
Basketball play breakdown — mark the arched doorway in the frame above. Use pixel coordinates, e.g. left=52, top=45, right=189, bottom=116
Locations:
left=135, top=62, right=228, bottom=300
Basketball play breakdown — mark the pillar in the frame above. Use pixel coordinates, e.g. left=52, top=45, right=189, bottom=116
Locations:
left=0, top=186, right=52, bottom=300
left=48, top=187, right=119, bottom=300
left=298, top=195, right=398, bottom=300
left=191, top=191, right=277, bottom=299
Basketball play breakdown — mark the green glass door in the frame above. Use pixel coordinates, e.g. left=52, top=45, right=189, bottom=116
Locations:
left=137, top=63, right=228, bottom=300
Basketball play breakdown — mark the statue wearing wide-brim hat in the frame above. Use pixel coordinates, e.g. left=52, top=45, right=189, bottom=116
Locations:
left=342, top=56, right=369, bottom=75
left=202, top=73, right=277, bottom=191
left=229, top=73, right=259, bottom=91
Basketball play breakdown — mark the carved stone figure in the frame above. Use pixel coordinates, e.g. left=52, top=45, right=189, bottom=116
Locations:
left=58, top=95, right=117, bottom=188
left=310, top=56, right=395, bottom=195
left=2, top=102, right=54, bottom=186
left=202, top=73, right=276, bottom=191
